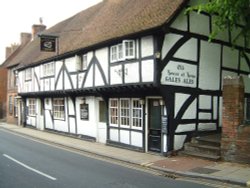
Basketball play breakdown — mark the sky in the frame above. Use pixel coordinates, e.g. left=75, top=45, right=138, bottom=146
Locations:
left=0, top=0, right=102, bottom=64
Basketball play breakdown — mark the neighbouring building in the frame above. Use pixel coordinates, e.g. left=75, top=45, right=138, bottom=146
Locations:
left=6, top=0, right=250, bottom=155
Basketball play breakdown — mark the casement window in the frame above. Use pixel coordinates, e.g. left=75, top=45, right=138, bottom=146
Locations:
left=25, top=68, right=32, bottom=80
left=110, top=99, right=119, bottom=125
left=110, top=40, right=135, bottom=62
left=28, top=98, right=36, bottom=116
left=53, top=98, right=65, bottom=120
left=109, top=98, right=143, bottom=128
left=43, top=62, right=54, bottom=77
left=9, top=95, right=13, bottom=115
left=132, top=99, right=143, bottom=128
left=120, top=99, right=130, bottom=127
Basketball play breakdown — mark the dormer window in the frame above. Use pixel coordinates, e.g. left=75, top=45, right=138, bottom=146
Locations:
left=110, top=40, right=135, bottom=63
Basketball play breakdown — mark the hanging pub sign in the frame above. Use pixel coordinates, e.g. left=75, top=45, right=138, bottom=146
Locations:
left=40, top=36, right=56, bottom=52
left=80, top=104, right=89, bottom=120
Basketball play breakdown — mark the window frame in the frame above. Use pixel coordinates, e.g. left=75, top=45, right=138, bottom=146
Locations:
left=53, top=98, right=65, bottom=120
left=25, top=68, right=32, bottom=81
left=28, top=98, right=36, bottom=116
left=109, top=98, right=119, bottom=126
left=43, top=62, right=54, bottom=77
left=110, top=40, right=136, bottom=63
left=131, top=99, right=143, bottom=129
left=119, top=98, right=130, bottom=128
left=9, top=95, right=13, bottom=115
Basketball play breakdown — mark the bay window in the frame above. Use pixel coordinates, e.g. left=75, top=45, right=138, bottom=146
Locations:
left=110, top=40, right=135, bottom=62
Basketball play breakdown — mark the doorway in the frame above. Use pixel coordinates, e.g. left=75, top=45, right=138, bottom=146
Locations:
left=148, top=99, right=162, bottom=152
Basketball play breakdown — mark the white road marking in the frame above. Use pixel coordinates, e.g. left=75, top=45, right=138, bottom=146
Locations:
left=3, top=154, right=57, bottom=181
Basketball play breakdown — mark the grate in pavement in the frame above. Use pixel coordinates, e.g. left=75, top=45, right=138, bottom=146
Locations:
left=189, top=167, right=220, bottom=174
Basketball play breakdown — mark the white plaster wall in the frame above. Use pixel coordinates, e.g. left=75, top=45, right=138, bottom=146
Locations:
left=174, top=135, right=186, bottom=150
left=213, top=96, right=218, bottom=120
left=199, top=95, right=211, bottom=109
left=110, top=65, right=123, bottom=85
left=223, top=46, right=238, bottom=69
left=175, top=124, right=196, bottom=133
left=141, top=35, right=154, bottom=58
left=240, top=55, right=250, bottom=72
left=182, top=100, right=197, bottom=119
left=125, top=62, right=139, bottom=83
left=76, top=97, right=97, bottom=138
left=70, top=74, right=77, bottom=89
left=65, top=57, right=76, bottom=72
left=175, top=93, right=190, bottom=118
left=95, top=66, right=105, bottom=87
left=141, top=60, right=154, bottom=82
left=174, top=38, right=198, bottom=62
left=120, top=130, right=130, bottom=145
left=68, top=98, right=75, bottom=116
left=170, top=10, right=188, bottom=31
left=64, top=71, right=72, bottom=90
left=27, top=116, right=36, bottom=127
left=110, top=129, right=119, bottom=142
left=56, top=74, right=63, bottom=90
left=199, top=112, right=211, bottom=120
left=96, top=48, right=108, bottom=82
left=161, top=33, right=182, bottom=60
left=55, top=61, right=63, bottom=79
left=84, top=66, right=94, bottom=88
left=198, top=123, right=216, bottom=131
left=78, top=73, right=85, bottom=89
left=69, top=117, right=76, bottom=134
left=131, top=132, right=143, bottom=147
left=199, top=41, right=221, bottom=90
left=161, top=61, right=197, bottom=88
left=34, top=67, right=40, bottom=92
left=189, top=12, right=210, bottom=37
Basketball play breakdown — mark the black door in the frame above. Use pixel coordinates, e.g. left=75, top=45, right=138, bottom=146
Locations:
left=148, top=99, right=161, bottom=152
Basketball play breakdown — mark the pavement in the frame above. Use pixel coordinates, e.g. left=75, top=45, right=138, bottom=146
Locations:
left=1, top=122, right=250, bottom=187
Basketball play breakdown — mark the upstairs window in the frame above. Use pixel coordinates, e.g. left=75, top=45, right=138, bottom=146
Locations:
left=25, top=68, right=32, bottom=80
left=76, top=54, right=88, bottom=71
left=110, top=40, right=135, bottom=63
left=43, top=62, right=54, bottom=77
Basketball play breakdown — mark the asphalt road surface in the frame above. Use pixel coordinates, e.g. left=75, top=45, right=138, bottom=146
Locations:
left=0, top=129, right=213, bottom=188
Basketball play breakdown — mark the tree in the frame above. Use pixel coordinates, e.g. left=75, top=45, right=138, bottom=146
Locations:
left=186, top=0, right=250, bottom=47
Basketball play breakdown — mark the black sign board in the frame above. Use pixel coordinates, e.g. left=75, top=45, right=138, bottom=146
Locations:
left=40, top=37, right=56, bottom=52
left=80, top=104, right=89, bottom=120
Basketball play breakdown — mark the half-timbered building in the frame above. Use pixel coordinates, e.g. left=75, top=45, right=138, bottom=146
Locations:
left=12, top=0, right=250, bottom=155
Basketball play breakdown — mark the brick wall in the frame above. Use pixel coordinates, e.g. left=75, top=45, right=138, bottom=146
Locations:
left=221, top=76, right=250, bottom=164
left=0, top=68, right=7, bottom=119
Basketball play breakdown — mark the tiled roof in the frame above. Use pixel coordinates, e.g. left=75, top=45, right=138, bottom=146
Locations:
left=6, top=0, right=185, bottom=68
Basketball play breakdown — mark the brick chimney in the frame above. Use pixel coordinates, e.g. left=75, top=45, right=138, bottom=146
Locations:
left=20, top=32, right=32, bottom=46
left=32, top=24, right=46, bottom=39
left=5, top=43, right=19, bottom=59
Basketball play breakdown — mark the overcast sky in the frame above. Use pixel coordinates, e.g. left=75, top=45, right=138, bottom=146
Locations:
left=0, top=0, right=102, bottom=64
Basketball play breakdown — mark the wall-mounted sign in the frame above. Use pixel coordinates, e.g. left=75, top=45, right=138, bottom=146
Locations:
left=40, top=36, right=56, bottom=52
left=161, top=115, right=168, bottom=134
left=161, top=61, right=197, bottom=88
left=80, top=104, right=89, bottom=120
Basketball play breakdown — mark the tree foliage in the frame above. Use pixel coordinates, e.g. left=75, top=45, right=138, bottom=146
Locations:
left=186, top=0, right=250, bottom=46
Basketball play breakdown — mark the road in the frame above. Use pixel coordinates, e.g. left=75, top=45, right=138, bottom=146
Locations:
left=0, top=129, right=213, bottom=188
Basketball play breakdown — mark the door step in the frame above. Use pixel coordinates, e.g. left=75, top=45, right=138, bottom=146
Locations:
left=180, top=134, right=221, bottom=161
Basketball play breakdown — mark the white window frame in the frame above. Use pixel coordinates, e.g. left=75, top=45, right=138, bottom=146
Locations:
left=109, top=98, right=143, bottom=130
left=25, top=68, right=32, bottom=80
left=28, top=98, right=36, bottom=116
left=110, top=40, right=135, bottom=63
left=131, top=99, right=143, bottom=129
left=43, top=62, right=54, bottom=77
left=124, top=40, right=135, bottom=59
left=109, top=98, right=119, bottom=126
left=119, top=98, right=130, bottom=128
left=53, top=98, right=65, bottom=120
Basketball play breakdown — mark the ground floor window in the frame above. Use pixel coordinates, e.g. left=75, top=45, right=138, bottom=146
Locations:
left=14, top=97, right=18, bottom=117
left=109, top=98, right=143, bottom=129
left=53, top=98, right=65, bottom=120
left=28, top=98, right=36, bottom=116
